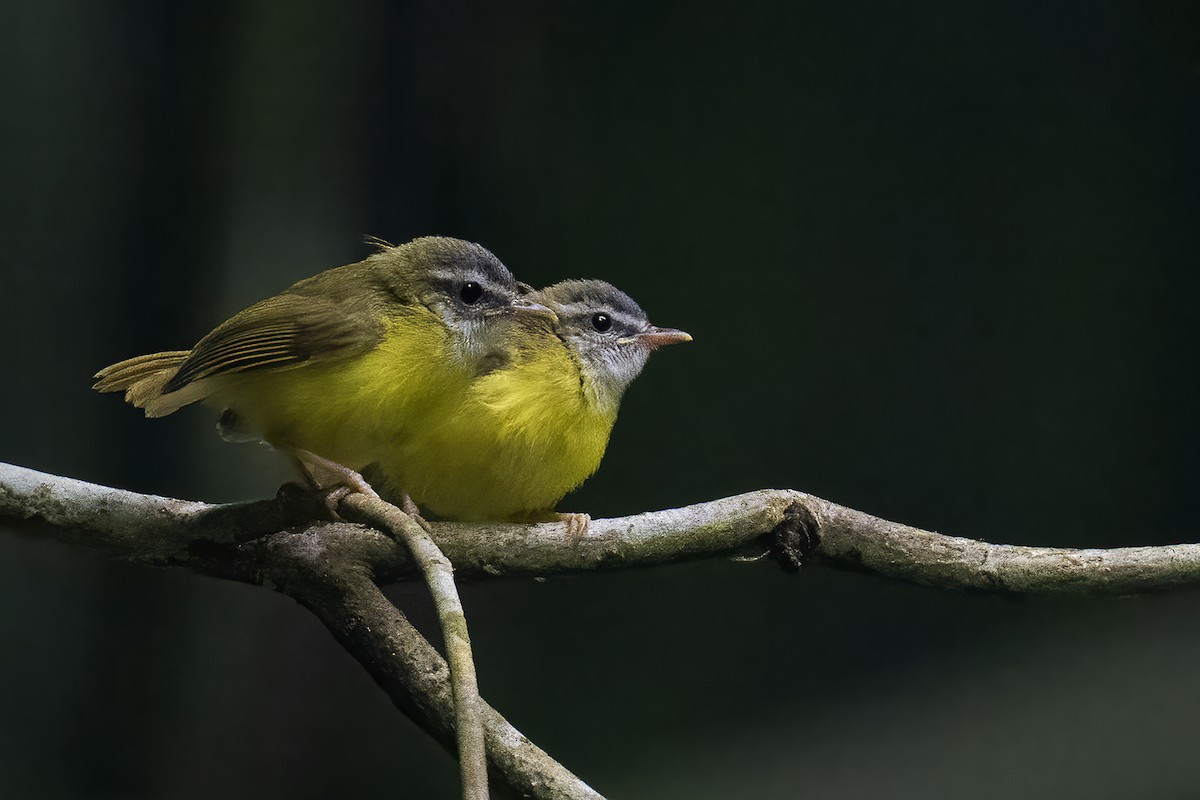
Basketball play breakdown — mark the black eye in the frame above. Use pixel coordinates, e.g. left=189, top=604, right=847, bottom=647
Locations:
left=591, top=312, right=612, bottom=332
left=460, top=281, right=483, bottom=304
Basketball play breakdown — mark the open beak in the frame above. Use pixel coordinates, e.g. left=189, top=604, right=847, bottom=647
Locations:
left=637, top=326, right=693, bottom=350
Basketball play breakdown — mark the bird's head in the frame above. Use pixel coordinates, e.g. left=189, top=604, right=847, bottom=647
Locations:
left=535, top=279, right=691, bottom=412
left=370, top=236, right=556, bottom=366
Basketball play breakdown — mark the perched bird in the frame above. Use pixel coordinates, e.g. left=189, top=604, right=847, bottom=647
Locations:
left=94, top=236, right=552, bottom=495
left=390, top=279, right=691, bottom=522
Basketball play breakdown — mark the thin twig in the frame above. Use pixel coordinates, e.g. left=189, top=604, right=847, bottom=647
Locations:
left=260, top=525, right=603, bottom=800
left=340, top=494, right=489, bottom=800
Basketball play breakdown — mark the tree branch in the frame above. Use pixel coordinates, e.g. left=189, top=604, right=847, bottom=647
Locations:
left=6, top=460, right=1200, bottom=797
left=6, top=461, right=1200, bottom=594
left=1, top=462, right=600, bottom=799
left=339, top=494, right=489, bottom=800
left=259, top=523, right=602, bottom=800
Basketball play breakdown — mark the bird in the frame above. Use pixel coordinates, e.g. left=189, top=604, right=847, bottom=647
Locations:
left=386, top=278, right=691, bottom=523
left=93, top=236, right=554, bottom=498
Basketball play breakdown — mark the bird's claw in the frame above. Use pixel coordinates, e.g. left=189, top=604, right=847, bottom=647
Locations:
left=558, top=512, right=591, bottom=542
left=286, top=448, right=380, bottom=520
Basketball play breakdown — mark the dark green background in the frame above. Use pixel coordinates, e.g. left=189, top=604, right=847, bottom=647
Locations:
left=3, top=1, right=1200, bottom=797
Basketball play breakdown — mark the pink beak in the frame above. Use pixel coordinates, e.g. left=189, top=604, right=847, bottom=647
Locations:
left=638, top=326, right=693, bottom=350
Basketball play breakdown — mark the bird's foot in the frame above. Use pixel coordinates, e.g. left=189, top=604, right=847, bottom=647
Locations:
left=514, top=509, right=592, bottom=540
left=557, top=511, right=592, bottom=541
left=396, top=493, right=436, bottom=533
left=287, top=448, right=379, bottom=520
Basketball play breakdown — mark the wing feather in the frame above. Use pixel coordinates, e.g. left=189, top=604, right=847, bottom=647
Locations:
left=161, top=293, right=382, bottom=395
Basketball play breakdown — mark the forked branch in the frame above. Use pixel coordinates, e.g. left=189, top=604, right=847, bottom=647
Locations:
left=5, top=460, right=1200, bottom=799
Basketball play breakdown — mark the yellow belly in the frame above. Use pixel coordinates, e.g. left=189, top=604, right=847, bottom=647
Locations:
left=381, top=337, right=615, bottom=521
left=208, top=309, right=467, bottom=470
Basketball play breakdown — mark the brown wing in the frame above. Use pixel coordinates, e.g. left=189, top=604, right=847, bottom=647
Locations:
left=161, top=292, right=382, bottom=395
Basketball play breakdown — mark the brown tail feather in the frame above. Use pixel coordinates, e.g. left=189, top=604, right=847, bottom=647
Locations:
left=93, top=351, right=204, bottom=417
left=93, top=351, right=188, bottom=389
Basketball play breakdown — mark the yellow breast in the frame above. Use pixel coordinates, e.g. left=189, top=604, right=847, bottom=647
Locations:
left=382, top=328, right=616, bottom=521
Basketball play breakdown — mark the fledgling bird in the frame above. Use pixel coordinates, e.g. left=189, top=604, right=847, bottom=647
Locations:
left=93, top=236, right=552, bottom=495
left=388, top=279, right=691, bottom=522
